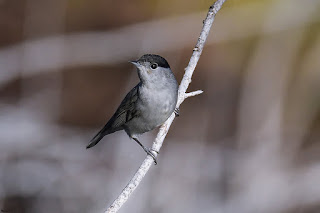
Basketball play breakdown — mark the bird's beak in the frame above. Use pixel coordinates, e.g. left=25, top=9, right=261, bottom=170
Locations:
left=129, top=60, right=139, bottom=67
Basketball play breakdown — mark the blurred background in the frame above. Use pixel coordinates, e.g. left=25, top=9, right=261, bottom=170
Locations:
left=1, top=0, right=320, bottom=212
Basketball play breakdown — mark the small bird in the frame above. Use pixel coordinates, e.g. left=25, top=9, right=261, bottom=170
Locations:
left=87, top=54, right=179, bottom=164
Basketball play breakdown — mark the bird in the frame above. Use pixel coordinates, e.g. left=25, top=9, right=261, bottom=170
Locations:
left=86, top=54, right=179, bottom=164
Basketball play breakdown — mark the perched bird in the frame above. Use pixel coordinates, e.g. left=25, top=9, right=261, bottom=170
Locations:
left=87, top=54, right=179, bottom=164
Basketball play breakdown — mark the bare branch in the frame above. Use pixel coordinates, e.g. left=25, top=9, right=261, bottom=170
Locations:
left=105, top=1, right=226, bottom=212
left=184, top=90, right=204, bottom=99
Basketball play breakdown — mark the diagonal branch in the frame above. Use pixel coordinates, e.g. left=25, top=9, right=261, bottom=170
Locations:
left=105, top=1, right=227, bottom=212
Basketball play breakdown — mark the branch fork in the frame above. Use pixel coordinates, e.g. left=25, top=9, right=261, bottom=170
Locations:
left=184, top=90, right=203, bottom=99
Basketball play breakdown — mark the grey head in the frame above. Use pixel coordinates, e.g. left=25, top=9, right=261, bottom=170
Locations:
left=130, top=54, right=175, bottom=87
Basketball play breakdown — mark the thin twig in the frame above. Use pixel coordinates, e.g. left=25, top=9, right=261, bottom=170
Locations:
left=105, top=1, right=226, bottom=212
left=184, top=90, right=204, bottom=99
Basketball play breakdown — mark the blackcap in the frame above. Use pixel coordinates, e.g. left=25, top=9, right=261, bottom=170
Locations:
left=86, top=54, right=179, bottom=164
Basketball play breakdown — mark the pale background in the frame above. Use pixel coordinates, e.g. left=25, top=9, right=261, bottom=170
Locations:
left=1, top=0, right=320, bottom=212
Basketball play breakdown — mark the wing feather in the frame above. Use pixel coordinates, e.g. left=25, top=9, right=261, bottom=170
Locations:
left=109, top=84, right=140, bottom=130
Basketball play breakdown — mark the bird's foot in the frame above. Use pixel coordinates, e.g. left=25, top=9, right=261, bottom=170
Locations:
left=143, top=147, right=158, bottom=165
left=132, top=137, right=158, bottom=165
left=174, top=108, right=180, bottom=117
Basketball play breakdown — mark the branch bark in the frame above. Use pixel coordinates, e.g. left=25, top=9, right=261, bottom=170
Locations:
left=105, top=1, right=226, bottom=212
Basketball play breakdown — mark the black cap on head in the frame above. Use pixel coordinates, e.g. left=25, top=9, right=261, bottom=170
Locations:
left=137, top=54, right=170, bottom=69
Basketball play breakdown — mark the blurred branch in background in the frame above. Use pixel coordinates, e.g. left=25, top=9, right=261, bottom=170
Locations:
left=1, top=0, right=320, bottom=212
left=1, top=0, right=319, bottom=87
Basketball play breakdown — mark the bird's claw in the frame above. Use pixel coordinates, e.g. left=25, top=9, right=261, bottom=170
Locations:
left=174, top=108, right=180, bottom=117
left=144, top=147, right=158, bottom=165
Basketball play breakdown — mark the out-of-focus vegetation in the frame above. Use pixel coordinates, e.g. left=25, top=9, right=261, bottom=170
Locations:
left=1, top=0, right=320, bottom=212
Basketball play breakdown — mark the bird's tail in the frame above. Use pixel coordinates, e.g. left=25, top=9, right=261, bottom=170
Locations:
left=86, top=116, right=121, bottom=149
left=86, top=130, right=104, bottom=149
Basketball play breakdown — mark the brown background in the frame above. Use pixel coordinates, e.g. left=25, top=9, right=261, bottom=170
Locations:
left=1, top=0, right=320, bottom=212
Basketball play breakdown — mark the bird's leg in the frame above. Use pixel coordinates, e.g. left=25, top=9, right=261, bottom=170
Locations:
left=132, top=137, right=158, bottom=165
left=174, top=108, right=180, bottom=117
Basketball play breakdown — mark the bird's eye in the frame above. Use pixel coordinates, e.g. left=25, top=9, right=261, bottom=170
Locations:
left=151, top=63, right=158, bottom=69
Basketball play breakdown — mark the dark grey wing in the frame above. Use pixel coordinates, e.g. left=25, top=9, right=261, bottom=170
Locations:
left=87, top=84, right=140, bottom=149
left=110, top=84, right=141, bottom=129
